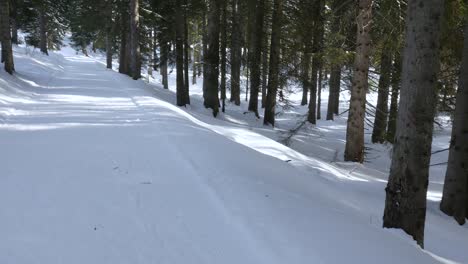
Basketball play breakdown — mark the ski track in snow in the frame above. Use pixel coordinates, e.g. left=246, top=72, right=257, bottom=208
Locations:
left=0, top=44, right=467, bottom=264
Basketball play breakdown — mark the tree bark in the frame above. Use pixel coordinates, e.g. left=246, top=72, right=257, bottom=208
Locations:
left=386, top=54, right=401, bottom=143
left=39, top=4, right=48, bottom=55
left=10, top=0, right=18, bottom=44
left=440, top=19, right=468, bottom=225
left=119, top=3, right=130, bottom=75
left=184, top=1, right=190, bottom=104
left=159, top=31, right=169, bottom=89
left=175, top=0, right=186, bottom=106
left=0, top=0, right=14, bottom=74
left=220, top=0, right=227, bottom=112
left=371, top=49, right=392, bottom=143
left=344, top=0, right=373, bottom=162
left=129, top=0, right=141, bottom=80
left=229, top=0, right=241, bottom=105
left=383, top=0, right=444, bottom=248
left=105, top=1, right=113, bottom=69
left=326, top=65, right=341, bottom=120
left=263, top=0, right=282, bottom=126
left=307, top=0, right=325, bottom=124
left=247, top=0, right=265, bottom=117
left=317, top=69, right=322, bottom=120
left=203, top=0, right=220, bottom=116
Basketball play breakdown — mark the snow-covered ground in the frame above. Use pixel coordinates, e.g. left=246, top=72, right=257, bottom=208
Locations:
left=1, top=42, right=467, bottom=264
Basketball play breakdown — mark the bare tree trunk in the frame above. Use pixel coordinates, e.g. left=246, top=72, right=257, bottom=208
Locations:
left=105, top=1, right=113, bottom=69
left=300, top=39, right=312, bottom=106
left=159, top=30, right=169, bottom=89
left=230, top=0, right=241, bottom=105
left=263, top=0, right=282, bottom=126
left=39, top=4, right=48, bottom=55
left=0, top=0, right=14, bottom=74
left=10, top=0, right=18, bottom=44
left=317, top=69, right=322, bottom=120
left=344, top=0, right=373, bottom=162
left=175, top=0, right=186, bottom=106
left=307, top=0, right=325, bottom=124
left=184, top=2, right=190, bottom=104
left=119, top=7, right=130, bottom=75
left=192, top=22, right=199, bottom=85
left=220, top=0, right=227, bottom=112
left=440, top=19, right=468, bottom=226
left=386, top=54, right=401, bottom=143
left=129, top=0, right=141, bottom=79
left=383, top=0, right=444, bottom=248
left=248, top=0, right=265, bottom=117
left=371, top=49, right=392, bottom=143
left=203, top=0, right=220, bottom=116
left=326, top=66, right=341, bottom=120
left=261, top=3, right=270, bottom=109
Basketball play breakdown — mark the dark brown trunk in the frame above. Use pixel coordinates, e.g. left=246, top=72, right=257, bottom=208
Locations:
left=326, top=65, right=341, bottom=120
left=203, top=0, right=220, bottom=116
left=220, top=0, right=227, bottom=112
left=175, top=0, right=186, bottom=106
left=344, top=0, right=373, bottom=162
left=1, top=0, right=14, bottom=74
left=229, top=0, right=241, bottom=105
left=371, top=49, right=392, bottom=143
left=39, top=5, right=48, bottom=55
left=247, top=0, right=265, bottom=117
left=383, top=0, right=444, bottom=248
left=440, top=18, right=468, bottom=225
left=263, top=0, right=282, bottom=126
left=129, top=0, right=141, bottom=80
left=386, top=54, right=401, bottom=143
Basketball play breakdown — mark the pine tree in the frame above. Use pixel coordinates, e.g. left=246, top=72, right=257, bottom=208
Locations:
left=203, top=0, right=220, bottom=116
left=247, top=0, right=265, bottom=117
left=440, top=17, right=468, bottom=225
left=129, top=0, right=141, bottom=80
left=263, top=0, right=282, bottom=126
left=1, top=0, right=15, bottom=74
left=344, top=0, right=373, bottom=162
left=229, top=0, right=242, bottom=105
left=383, top=0, right=445, bottom=248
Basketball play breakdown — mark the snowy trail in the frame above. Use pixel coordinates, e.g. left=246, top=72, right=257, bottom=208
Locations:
left=0, top=50, right=464, bottom=263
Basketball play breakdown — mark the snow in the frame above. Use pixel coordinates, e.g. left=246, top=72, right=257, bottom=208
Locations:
left=1, top=42, right=467, bottom=264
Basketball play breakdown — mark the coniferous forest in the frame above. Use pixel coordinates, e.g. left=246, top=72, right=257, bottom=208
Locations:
left=1, top=0, right=468, bottom=263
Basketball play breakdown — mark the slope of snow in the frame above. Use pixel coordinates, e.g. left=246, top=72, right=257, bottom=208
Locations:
left=0, top=44, right=467, bottom=264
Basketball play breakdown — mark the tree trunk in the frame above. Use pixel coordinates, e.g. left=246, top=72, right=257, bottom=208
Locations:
left=0, top=0, right=14, bottom=74
left=230, top=0, right=241, bottom=105
left=10, top=0, right=18, bottom=44
left=192, top=22, right=199, bottom=85
left=129, top=0, right=140, bottom=80
left=160, top=32, right=169, bottom=89
left=344, top=0, right=373, bottom=162
left=184, top=2, right=190, bottom=104
left=220, top=0, right=227, bottom=112
left=39, top=4, right=48, bottom=55
left=307, top=0, right=325, bottom=124
left=386, top=54, right=401, bottom=143
left=383, top=0, right=444, bottom=248
left=317, top=69, right=322, bottom=120
left=261, top=4, right=269, bottom=109
left=119, top=5, right=130, bottom=75
left=440, top=19, right=468, bottom=225
left=301, top=39, right=312, bottom=106
left=105, top=2, right=113, bottom=69
left=175, top=0, right=186, bottom=106
left=203, top=0, right=220, bottom=116
left=263, top=0, right=282, bottom=126
left=326, top=65, right=341, bottom=120
left=247, top=0, right=265, bottom=117
left=371, top=49, right=392, bottom=143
